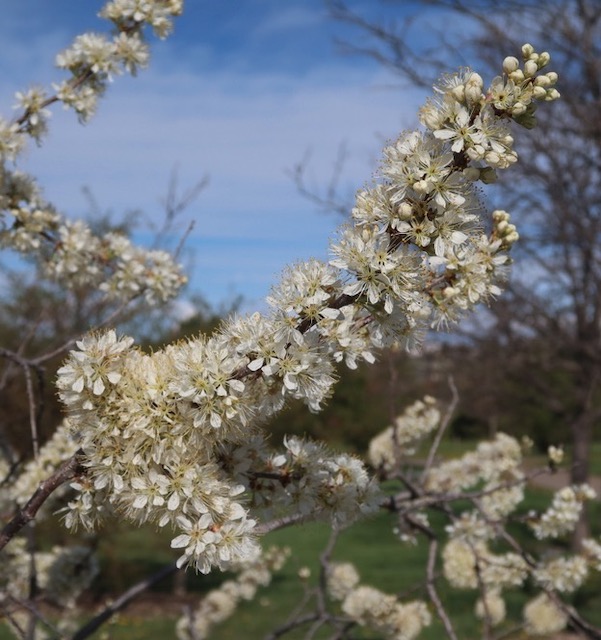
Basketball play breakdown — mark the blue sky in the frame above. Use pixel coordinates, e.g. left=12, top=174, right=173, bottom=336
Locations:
left=0, top=1, right=453, bottom=313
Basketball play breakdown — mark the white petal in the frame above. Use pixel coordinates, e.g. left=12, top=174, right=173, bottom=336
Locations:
left=171, top=534, right=191, bottom=549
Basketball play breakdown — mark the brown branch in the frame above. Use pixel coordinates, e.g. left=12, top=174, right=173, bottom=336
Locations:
left=71, top=562, right=179, bottom=640
left=0, top=452, right=85, bottom=551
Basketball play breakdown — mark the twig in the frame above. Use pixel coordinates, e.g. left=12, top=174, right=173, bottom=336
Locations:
left=426, top=538, right=459, bottom=640
left=255, top=512, right=311, bottom=535
left=264, top=613, right=321, bottom=640
left=5, top=594, right=65, bottom=640
left=424, top=375, right=459, bottom=474
left=71, top=562, right=179, bottom=640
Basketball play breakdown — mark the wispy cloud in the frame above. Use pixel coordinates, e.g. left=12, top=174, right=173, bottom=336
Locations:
left=0, top=2, right=428, bottom=311
left=250, top=6, right=324, bottom=37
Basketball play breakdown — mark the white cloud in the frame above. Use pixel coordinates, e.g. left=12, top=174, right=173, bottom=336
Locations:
left=250, top=5, right=324, bottom=37
left=0, top=8, right=427, bottom=311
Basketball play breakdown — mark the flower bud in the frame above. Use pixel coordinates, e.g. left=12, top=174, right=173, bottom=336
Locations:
left=466, top=146, right=481, bottom=161
left=298, top=567, right=311, bottom=580
left=509, top=69, right=525, bottom=83
left=546, top=71, right=558, bottom=85
left=511, top=101, right=527, bottom=116
left=505, top=231, right=519, bottom=244
left=398, top=202, right=413, bottom=220
left=546, top=88, right=560, bottom=101
left=524, top=60, right=538, bottom=77
left=521, top=43, right=534, bottom=59
left=534, top=75, right=551, bottom=88
left=451, top=84, right=465, bottom=103
left=492, top=210, right=509, bottom=222
left=485, top=150, right=500, bottom=166
left=502, top=56, right=519, bottom=74
left=465, top=72, right=483, bottom=104
left=538, top=51, right=551, bottom=68
left=532, top=85, right=547, bottom=100
left=548, top=445, right=564, bottom=465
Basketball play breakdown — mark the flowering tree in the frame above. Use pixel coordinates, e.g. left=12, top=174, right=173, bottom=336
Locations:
left=1, top=2, right=601, bottom=639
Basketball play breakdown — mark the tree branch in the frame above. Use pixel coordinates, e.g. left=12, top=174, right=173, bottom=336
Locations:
left=0, top=452, right=85, bottom=551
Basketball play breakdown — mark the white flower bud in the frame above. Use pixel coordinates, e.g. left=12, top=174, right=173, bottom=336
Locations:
left=398, top=202, right=413, bottom=220
left=505, top=231, right=519, bottom=244
left=548, top=446, right=564, bottom=465
left=511, top=101, right=527, bottom=116
left=524, top=60, right=538, bottom=77
left=502, top=56, right=519, bottom=74
left=414, top=179, right=430, bottom=193
left=522, top=436, right=534, bottom=451
left=521, top=43, right=535, bottom=59
left=546, top=88, right=561, bottom=101
left=485, top=150, right=501, bottom=166
left=538, top=51, right=551, bottom=68
left=509, top=69, right=525, bottom=83
left=298, top=567, right=311, bottom=580
left=534, top=75, right=551, bottom=88
left=496, top=220, right=509, bottom=233
left=533, top=85, right=547, bottom=99
left=465, top=72, right=483, bottom=103
left=451, top=84, right=466, bottom=103
left=546, top=71, right=559, bottom=85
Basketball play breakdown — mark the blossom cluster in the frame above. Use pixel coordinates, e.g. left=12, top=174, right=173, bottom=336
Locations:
left=0, top=0, right=186, bottom=307
left=363, top=399, right=601, bottom=637
left=327, top=562, right=431, bottom=640
left=49, top=46, right=562, bottom=575
left=368, top=396, right=441, bottom=472
left=529, top=483, right=596, bottom=539
left=55, top=324, right=382, bottom=569
left=6, top=419, right=78, bottom=516
left=425, top=432, right=526, bottom=519
left=0, top=538, right=98, bottom=637
left=175, top=546, right=290, bottom=640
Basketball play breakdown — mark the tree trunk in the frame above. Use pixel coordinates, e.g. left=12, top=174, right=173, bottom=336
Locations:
left=571, top=411, right=594, bottom=549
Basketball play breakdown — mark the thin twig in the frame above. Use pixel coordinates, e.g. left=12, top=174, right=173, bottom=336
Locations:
left=426, top=539, right=459, bottom=640
left=70, top=562, right=179, bottom=640
left=424, top=375, right=459, bottom=474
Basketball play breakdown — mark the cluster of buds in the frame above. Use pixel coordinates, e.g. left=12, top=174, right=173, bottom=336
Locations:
left=500, top=44, right=560, bottom=126
left=327, top=561, right=431, bottom=639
